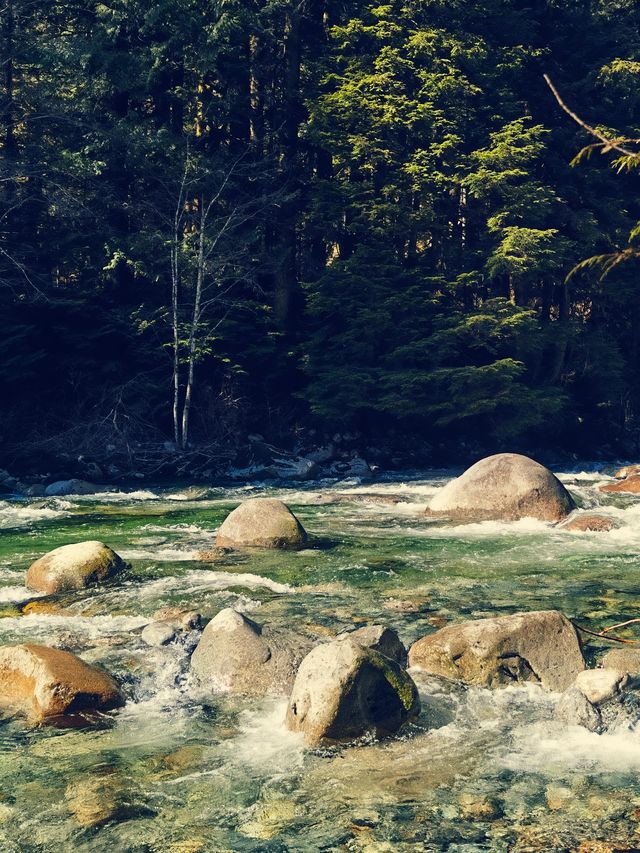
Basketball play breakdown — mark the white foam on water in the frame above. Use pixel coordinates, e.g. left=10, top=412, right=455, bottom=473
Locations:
left=0, top=585, right=45, bottom=604
left=224, top=699, right=304, bottom=776
left=0, top=500, right=70, bottom=529
left=120, top=547, right=203, bottom=562
left=0, top=613, right=149, bottom=640
left=133, top=570, right=293, bottom=597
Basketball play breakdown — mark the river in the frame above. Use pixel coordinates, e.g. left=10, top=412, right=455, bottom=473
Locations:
left=0, top=468, right=639, bottom=851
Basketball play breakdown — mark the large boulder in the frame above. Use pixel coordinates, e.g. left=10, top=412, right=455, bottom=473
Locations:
left=215, top=498, right=307, bottom=549
left=340, top=625, right=407, bottom=667
left=26, top=541, right=126, bottom=594
left=425, top=453, right=575, bottom=522
left=44, top=479, right=109, bottom=497
left=285, top=637, right=420, bottom=746
left=191, top=608, right=313, bottom=697
left=0, top=644, right=123, bottom=723
left=408, top=610, right=584, bottom=692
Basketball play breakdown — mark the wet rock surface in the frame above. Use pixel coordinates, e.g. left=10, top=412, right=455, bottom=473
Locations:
left=408, top=610, right=585, bottom=691
left=285, top=636, right=420, bottom=745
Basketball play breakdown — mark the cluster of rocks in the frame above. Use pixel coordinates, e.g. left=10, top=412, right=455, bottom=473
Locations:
left=6, top=451, right=640, bottom=741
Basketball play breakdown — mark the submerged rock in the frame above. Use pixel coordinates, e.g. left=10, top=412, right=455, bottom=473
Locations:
left=600, top=475, right=640, bottom=494
left=559, top=514, right=616, bottom=532
left=26, top=540, right=126, bottom=594
left=425, top=453, right=575, bottom=522
left=408, top=610, right=584, bottom=691
left=285, top=636, right=420, bottom=746
left=191, top=608, right=312, bottom=697
left=215, top=498, right=307, bottom=549
left=43, top=479, right=109, bottom=496
left=66, top=773, right=146, bottom=827
left=0, top=643, right=123, bottom=723
left=340, top=625, right=407, bottom=667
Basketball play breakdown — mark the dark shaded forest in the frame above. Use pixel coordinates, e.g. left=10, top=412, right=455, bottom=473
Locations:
left=2, top=0, right=640, bottom=472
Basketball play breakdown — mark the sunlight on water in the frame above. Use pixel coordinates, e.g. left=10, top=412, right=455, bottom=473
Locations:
left=1, top=467, right=640, bottom=850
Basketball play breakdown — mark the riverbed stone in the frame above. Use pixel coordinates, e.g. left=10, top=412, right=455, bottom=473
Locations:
left=0, top=644, right=123, bottom=723
left=600, top=475, right=640, bottom=494
left=575, top=669, right=628, bottom=705
left=215, top=498, right=307, bottom=549
left=26, top=540, right=126, bottom=594
left=408, top=610, right=584, bottom=691
left=66, top=773, right=141, bottom=828
left=191, top=608, right=312, bottom=697
left=601, top=648, right=640, bottom=674
left=341, top=625, right=407, bottom=667
left=614, top=464, right=640, bottom=479
left=425, top=453, right=575, bottom=522
left=559, top=514, right=616, bottom=532
left=285, top=636, right=420, bottom=746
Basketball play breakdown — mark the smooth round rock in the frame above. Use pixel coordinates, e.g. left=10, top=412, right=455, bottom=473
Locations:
left=215, top=498, right=307, bottom=549
left=26, top=541, right=125, bottom=594
left=0, top=644, right=123, bottom=723
left=575, top=669, right=628, bottom=705
left=426, top=453, right=575, bottom=522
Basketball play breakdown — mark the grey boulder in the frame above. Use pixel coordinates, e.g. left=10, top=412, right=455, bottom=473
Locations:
left=408, top=610, right=584, bottom=692
left=285, top=636, right=420, bottom=746
left=215, top=498, right=307, bottom=550
left=190, top=608, right=312, bottom=697
left=426, top=453, right=575, bottom=522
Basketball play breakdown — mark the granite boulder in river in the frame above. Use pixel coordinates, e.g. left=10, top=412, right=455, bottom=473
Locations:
left=425, top=452, right=575, bottom=522
left=191, top=608, right=313, bottom=697
left=26, top=540, right=126, bottom=594
left=0, top=644, right=123, bottom=723
left=215, top=498, right=307, bottom=549
left=285, top=635, right=420, bottom=746
left=408, top=610, right=585, bottom=691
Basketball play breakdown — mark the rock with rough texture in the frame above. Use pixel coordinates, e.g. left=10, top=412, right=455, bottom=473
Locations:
left=601, top=648, right=640, bottom=674
left=142, top=609, right=202, bottom=647
left=342, top=625, right=407, bottom=667
left=215, top=498, right=307, bottom=550
left=26, top=541, right=125, bottom=594
left=554, top=668, right=636, bottom=733
left=0, top=644, right=123, bottom=723
left=614, top=464, right=640, bottom=480
left=285, top=637, right=420, bottom=746
left=559, top=514, right=616, bottom=532
left=600, top=475, right=640, bottom=494
left=66, top=773, right=147, bottom=827
left=425, top=453, right=575, bottom=522
left=44, top=479, right=109, bottom=497
left=408, top=610, right=584, bottom=691
left=191, top=608, right=312, bottom=697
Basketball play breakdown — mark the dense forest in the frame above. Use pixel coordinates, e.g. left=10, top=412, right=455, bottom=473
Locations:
left=2, top=0, right=640, bottom=472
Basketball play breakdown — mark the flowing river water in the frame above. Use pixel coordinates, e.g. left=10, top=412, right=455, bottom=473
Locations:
left=1, top=469, right=640, bottom=851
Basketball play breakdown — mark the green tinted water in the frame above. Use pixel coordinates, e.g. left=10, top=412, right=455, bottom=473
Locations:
left=0, top=472, right=640, bottom=851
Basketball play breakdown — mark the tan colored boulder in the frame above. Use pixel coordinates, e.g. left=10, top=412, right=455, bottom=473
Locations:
left=341, top=624, right=407, bottom=666
left=215, top=498, right=307, bottom=549
left=601, top=648, right=640, bottom=674
left=614, top=464, right=640, bottom=479
left=26, top=541, right=125, bottom=594
left=559, top=514, right=616, bottom=532
left=191, top=608, right=313, bottom=697
left=0, top=644, right=123, bottom=723
left=425, top=453, right=575, bottom=522
left=66, top=773, right=141, bottom=828
left=285, top=637, right=420, bottom=746
left=408, top=610, right=584, bottom=691
left=600, top=475, right=640, bottom=494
